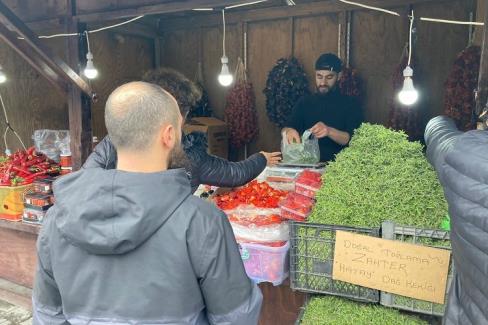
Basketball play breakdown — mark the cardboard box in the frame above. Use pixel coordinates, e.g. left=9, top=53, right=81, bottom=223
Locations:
left=183, top=117, right=228, bottom=159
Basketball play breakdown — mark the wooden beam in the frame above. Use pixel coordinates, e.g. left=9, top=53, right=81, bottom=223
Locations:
left=0, top=23, right=68, bottom=94
left=476, top=0, right=488, bottom=116
left=66, top=17, right=92, bottom=169
left=0, top=0, right=92, bottom=97
left=111, top=22, right=160, bottom=39
left=159, top=0, right=455, bottom=31
left=76, top=0, right=264, bottom=23
left=154, top=37, right=162, bottom=68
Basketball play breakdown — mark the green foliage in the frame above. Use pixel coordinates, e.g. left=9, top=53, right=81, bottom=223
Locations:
left=300, top=296, right=428, bottom=325
left=309, top=123, right=448, bottom=229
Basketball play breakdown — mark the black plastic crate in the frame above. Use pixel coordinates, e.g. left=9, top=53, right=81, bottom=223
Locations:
left=380, top=221, right=453, bottom=317
left=289, top=221, right=380, bottom=303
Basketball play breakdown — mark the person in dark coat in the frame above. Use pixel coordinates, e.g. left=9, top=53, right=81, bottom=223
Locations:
left=424, top=115, right=488, bottom=325
left=84, top=67, right=280, bottom=192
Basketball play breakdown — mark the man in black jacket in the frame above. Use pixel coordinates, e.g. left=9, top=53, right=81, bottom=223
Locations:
left=84, top=67, right=281, bottom=192
left=282, top=53, right=362, bottom=162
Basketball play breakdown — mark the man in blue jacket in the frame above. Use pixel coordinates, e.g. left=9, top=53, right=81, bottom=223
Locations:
left=33, top=82, right=262, bottom=324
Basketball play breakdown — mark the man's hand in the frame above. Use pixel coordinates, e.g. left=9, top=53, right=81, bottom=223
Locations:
left=310, top=122, right=329, bottom=139
left=260, top=152, right=282, bottom=166
left=283, top=128, right=301, bottom=144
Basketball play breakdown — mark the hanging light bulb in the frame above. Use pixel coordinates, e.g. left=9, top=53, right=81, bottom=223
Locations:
left=84, top=31, right=98, bottom=79
left=218, top=55, right=233, bottom=86
left=0, top=66, right=7, bottom=84
left=84, top=51, right=98, bottom=79
left=398, top=66, right=419, bottom=105
left=397, top=10, right=418, bottom=106
left=218, top=10, right=233, bottom=87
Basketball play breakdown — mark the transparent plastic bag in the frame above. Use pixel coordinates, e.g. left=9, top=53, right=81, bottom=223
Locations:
left=281, top=129, right=320, bottom=164
left=32, top=130, right=70, bottom=162
left=226, top=208, right=290, bottom=243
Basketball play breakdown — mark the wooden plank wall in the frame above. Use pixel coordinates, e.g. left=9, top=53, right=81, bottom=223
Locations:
left=0, top=28, right=155, bottom=153
left=0, top=36, right=68, bottom=154
left=87, top=32, right=155, bottom=137
left=160, top=0, right=475, bottom=155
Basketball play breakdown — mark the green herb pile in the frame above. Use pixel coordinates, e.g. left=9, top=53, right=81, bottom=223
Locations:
left=309, top=123, right=448, bottom=229
left=300, top=296, right=428, bottom=325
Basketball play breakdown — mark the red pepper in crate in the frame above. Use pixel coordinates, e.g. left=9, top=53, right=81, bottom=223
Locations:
left=280, top=192, right=315, bottom=221
left=214, top=180, right=288, bottom=210
left=0, top=146, right=60, bottom=187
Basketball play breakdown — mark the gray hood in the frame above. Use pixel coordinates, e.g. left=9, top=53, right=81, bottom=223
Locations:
left=52, top=168, right=191, bottom=255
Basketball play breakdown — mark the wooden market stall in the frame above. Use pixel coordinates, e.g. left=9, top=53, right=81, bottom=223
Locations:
left=1, top=0, right=488, bottom=324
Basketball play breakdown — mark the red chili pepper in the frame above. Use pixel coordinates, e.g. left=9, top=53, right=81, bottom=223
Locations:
left=26, top=146, right=35, bottom=156
left=12, top=166, right=32, bottom=175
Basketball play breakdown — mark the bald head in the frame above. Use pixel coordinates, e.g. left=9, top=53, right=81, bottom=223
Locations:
left=105, top=81, right=180, bottom=151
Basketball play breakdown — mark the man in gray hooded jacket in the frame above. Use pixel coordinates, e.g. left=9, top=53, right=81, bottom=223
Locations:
left=424, top=116, right=488, bottom=324
left=32, top=81, right=263, bottom=324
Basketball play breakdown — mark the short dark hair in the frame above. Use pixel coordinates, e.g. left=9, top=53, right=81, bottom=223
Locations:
left=142, top=67, right=202, bottom=117
left=315, top=53, right=342, bottom=72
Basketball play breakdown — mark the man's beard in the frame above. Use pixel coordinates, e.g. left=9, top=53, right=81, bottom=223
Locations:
left=168, top=143, right=190, bottom=170
left=316, top=84, right=336, bottom=96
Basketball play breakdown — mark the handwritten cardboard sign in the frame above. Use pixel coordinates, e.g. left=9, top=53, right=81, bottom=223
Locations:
left=332, top=231, right=450, bottom=304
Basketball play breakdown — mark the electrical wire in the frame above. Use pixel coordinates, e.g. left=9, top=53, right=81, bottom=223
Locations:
left=338, top=0, right=400, bottom=16
left=85, top=31, right=91, bottom=53
left=0, top=92, right=26, bottom=153
left=408, top=10, right=414, bottom=66
left=420, top=17, right=484, bottom=26
left=222, top=9, right=226, bottom=58
left=18, top=15, right=144, bottom=40
left=225, top=0, right=268, bottom=9
left=88, top=15, right=144, bottom=33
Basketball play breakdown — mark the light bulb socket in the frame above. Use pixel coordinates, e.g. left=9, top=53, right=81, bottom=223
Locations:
left=403, top=66, right=414, bottom=77
left=402, top=77, right=415, bottom=91
left=85, top=60, right=95, bottom=70
left=221, top=55, right=229, bottom=64
left=86, top=51, right=94, bottom=60
left=220, top=63, right=230, bottom=75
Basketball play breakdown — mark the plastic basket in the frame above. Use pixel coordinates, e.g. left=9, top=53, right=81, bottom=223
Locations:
left=380, top=221, right=453, bottom=317
left=290, top=221, right=380, bottom=303
left=239, top=241, right=290, bottom=286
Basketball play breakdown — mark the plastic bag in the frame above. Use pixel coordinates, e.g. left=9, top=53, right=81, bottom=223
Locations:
left=32, top=130, right=70, bottom=162
left=225, top=208, right=290, bottom=243
left=281, top=129, right=320, bottom=164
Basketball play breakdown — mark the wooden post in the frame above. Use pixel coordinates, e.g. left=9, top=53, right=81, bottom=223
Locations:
left=476, top=1, right=488, bottom=118
left=65, top=10, right=92, bottom=169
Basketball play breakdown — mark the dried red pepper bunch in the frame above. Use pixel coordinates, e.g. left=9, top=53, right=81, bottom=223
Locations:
left=444, top=45, right=480, bottom=131
left=263, top=57, right=309, bottom=128
left=224, top=58, right=259, bottom=148
left=339, top=67, right=361, bottom=98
